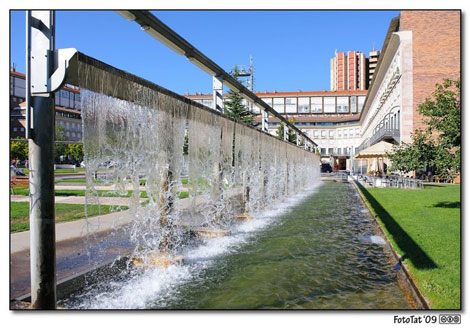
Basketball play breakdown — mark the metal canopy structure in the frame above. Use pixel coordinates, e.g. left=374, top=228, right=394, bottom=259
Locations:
left=116, top=10, right=317, bottom=150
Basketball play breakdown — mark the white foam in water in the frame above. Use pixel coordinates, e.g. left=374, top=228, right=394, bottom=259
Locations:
left=359, top=235, right=386, bottom=245
left=74, top=181, right=323, bottom=309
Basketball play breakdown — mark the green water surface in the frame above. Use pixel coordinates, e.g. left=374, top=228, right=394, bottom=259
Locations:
left=152, top=181, right=412, bottom=309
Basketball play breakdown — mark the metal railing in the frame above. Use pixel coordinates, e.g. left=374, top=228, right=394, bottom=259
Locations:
left=357, top=175, right=423, bottom=189
left=116, top=10, right=317, bottom=151
left=356, top=117, right=400, bottom=154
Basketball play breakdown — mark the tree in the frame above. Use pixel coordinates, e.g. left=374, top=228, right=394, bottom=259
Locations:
left=183, top=133, right=189, bottom=155
left=66, top=143, right=84, bottom=162
left=10, top=138, right=28, bottom=161
left=387, top=129, right=436, bottom=173
left=418, top=79, right=460, bottom=178
left=387, top=79, right=460, bottom=179
left=224, top=65, right=256, bottom=126
left=276, top=119, right=297, bottom=144
left=54, top=124, right=68, bottom=162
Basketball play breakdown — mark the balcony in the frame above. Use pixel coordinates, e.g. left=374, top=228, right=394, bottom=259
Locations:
left=356, top=113, right=400, bottom=154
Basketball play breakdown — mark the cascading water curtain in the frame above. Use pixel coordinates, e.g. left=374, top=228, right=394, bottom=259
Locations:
left=187, top=106, right=236, bottom=228
left=81, top=87, right=188, bottom=259
left=77, top=57, right=321, bottom=267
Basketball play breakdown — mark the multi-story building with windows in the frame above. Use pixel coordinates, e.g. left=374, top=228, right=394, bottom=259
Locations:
left=367, top=50, right=380, bottom=88
left=187, top=11, right=459, bottom=175
left=330, top=51, right=368, bottom=91
left=186, top=90, right=367, bottom=170
left=10, top=68, right=83, bottom=142
left=356, top=10, right=460, bottom=174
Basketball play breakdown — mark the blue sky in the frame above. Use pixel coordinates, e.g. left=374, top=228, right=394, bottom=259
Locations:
left=10, top=10, right=398, bottom=95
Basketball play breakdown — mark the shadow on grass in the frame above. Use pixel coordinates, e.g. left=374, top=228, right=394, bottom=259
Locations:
left=424, top=184, right=449, bottom=189
left=433, top=201, right=460, bottom=209
left=358, top=183, right=438, bottom=270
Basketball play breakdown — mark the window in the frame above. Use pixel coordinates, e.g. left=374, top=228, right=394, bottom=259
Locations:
left=298, top=97, right=309, bottom=113
left=328, top=148, right=334, bottom=155
left=323, top=97, right=335, bottom=113
left=285, top=98, right=297, bottom=113
left=397, top=110, right=400, bottom=129
left=202, top=99, right=213, bottom=108
left=358, top=96, right=365, bottom=112
left=350, top=96, right=357, bottom=113
left=320, top=148, right=326, bottom=155
left=273, top=98, right=285, bottom=113
left=311, top=97, right=322, bottom=113
left=262, top=98, right=273, bottom=107
left=338, top=130, right=342, bottom=137
left=253, top=104, right=261, bottom=114
left=336, top=97, right=349, bottom=113
left=13, top=77, right=26, bottom=98
left=355, top=128, right=360, bottom=136
left=13, top=127, right=17, bottom=132
left=349, top=128, right=353, bottom=137
left=313, top=130, right=319, bottom=138
left=75, top=93, right=81, bottom=109
left=329, top=130, right=335, bottom=138
left=20, top=127, right=25, bottom=132
left=321, top=130, right=326, bottom=138
left=60, top=90, right=70, bottom=107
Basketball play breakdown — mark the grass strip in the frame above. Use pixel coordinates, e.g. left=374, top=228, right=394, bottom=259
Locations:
left=357, top=183, right=460, bottom=309
left=10, top=202, right=128, bottom=233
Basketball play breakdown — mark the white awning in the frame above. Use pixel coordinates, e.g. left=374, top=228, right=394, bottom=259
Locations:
left=355, top=141, right=394, bottom=159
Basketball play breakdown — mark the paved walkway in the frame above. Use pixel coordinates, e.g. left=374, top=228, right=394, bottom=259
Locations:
left=54, top=184, right=189, bottom=192
left=11, top=210, right=133, bottom=254
left=10, top=188, right=243, bottom=300
left=10, top=194, right=131, bottom=206
left=55, top=184, right=145, bottom=191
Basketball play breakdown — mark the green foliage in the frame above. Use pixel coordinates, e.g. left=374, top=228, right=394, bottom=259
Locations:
left=387, top=79, right=460, bottom=179
left=224, top=65, right=256, bottom=126
left=54, top=124, right=68, bottom=161
left=418, top=79, right=460, bottom=178
left=10, top=138, right=28, bottom=161
left=275, top=119, right=297, bottom=144
left=183, top=133, right=189, bottom=155
left=66, top=143, right=84, bottom=162
left=387, top=129, right=436, bottom=172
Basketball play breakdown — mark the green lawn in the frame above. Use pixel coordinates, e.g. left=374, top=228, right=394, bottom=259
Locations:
left=10, top=202, right=127, bottom=233
left=358, top=184, right=460, bottom=309
left=19, top=168, right=86, bottom=175
left=11, top=187, right=189, bottom=199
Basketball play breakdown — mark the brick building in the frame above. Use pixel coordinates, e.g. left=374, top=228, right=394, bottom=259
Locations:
left=330, top=50, right=369, bottom=91
left=356, top=10, right=460, bottom=174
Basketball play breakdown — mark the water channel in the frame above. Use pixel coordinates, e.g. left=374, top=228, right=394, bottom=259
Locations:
left=61, top=181, right=411, bottom=309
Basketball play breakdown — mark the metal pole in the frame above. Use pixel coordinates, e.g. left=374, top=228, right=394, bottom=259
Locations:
left=212, top=75, right=223, bottom=113
left=28, top=10, right=56, bottom=309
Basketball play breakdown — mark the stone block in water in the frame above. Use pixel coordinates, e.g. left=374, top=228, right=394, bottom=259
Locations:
left=234, top=213, right=253, bottom=221
left=190, top=227, right=230, bottom=238
left=132, top=252, right=184, bottom=268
